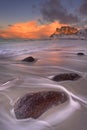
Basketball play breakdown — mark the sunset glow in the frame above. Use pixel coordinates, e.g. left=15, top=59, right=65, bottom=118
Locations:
left=0, top=21, right=67, bottom=39
left=0, top=0, right=86, bottom=39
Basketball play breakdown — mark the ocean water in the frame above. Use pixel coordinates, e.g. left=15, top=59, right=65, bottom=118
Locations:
left=0, top=39, right=87, bottom=130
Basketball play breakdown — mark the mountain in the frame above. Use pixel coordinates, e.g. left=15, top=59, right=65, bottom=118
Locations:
left=77, top=29, right=87, bottom=39
left=50, top=26, right=87, bottom=40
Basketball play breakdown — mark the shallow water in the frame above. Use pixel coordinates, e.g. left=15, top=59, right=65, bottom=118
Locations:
left=0, top=39, right=87, bottom=130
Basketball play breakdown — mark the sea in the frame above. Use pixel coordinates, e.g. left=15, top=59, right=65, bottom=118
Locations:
left=0, top=39, right=87, bottom=130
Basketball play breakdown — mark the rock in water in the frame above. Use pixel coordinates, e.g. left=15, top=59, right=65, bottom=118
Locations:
left=14, top=91, right=68, bottom=119
left=52, top=73, right=81, bottom=82
left=77, top=52, right=84, bottom=56
left=22, top=56, right=35, bottom=62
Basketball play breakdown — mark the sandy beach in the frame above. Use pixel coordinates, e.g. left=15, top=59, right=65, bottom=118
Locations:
left=0, top=39, right=87, bottom=130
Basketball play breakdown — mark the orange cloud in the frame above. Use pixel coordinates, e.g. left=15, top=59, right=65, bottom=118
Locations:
left=0, top=20, right=67, bottom=39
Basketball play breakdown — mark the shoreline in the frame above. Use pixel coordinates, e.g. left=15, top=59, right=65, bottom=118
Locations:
left=0, top=39, right=87, bottom=130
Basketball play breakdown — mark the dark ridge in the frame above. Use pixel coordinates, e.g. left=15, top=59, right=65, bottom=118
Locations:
left=14, top=91, right=68, bottom=119
left=52, top=73, right=81, bottom=82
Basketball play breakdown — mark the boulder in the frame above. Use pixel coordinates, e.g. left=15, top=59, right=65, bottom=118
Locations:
left=52, top=73, right=81, bottom=82
left=77, top=53, right=84, bottom=56
left=14, top=91, right=68, bottom=119
left=22, top=56, right=35, bottom=62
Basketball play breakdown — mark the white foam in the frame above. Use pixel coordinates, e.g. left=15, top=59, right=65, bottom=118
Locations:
left=0, top=78, right=19, bottom=91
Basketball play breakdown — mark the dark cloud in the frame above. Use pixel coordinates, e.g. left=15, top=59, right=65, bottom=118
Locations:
left=79, top=19, right=87, bottom=27
left=40, top=0, right=79, bottom=24
left=84, top=19, right=87, bottom=24
left=79, top=0, right=87, bottom=15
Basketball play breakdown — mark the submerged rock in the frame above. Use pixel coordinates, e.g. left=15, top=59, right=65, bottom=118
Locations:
left=77, top=52, right=84, bottom=56
left=14, top=91, right=68, bottom=119
left=22, top=56, right=35, bottom=62
left=52, top=73, right=81, bottom=82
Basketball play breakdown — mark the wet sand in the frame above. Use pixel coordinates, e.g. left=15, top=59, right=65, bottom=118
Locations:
left=0, top=39, right=87, bottom=130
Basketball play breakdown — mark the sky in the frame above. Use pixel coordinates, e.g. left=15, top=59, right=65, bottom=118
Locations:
left=0, top=0, right=87, bottom=39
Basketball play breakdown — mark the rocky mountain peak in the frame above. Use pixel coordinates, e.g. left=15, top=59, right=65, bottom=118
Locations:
left=50, top=26, right=87, bottom=40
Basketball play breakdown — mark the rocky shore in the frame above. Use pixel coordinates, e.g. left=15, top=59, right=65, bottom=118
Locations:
left=14, top=91, right=68, bottom=119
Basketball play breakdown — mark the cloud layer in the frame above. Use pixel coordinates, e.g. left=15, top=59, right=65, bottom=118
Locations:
left=40, top=0, right=79, bottom=24
left=0, top=20, right=67, bottom=39
left=79, top=0, right=87, bottom=16
left=0, top=0, right=86, bottom=39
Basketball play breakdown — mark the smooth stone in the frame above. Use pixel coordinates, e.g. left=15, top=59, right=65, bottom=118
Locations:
left=14, top=91, right=68, bottom=119
left=77, top=52, right=84, bottom=56
left=52, top=73, right=81, bottom=82
left=22, top=56, right=35, bottom=62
